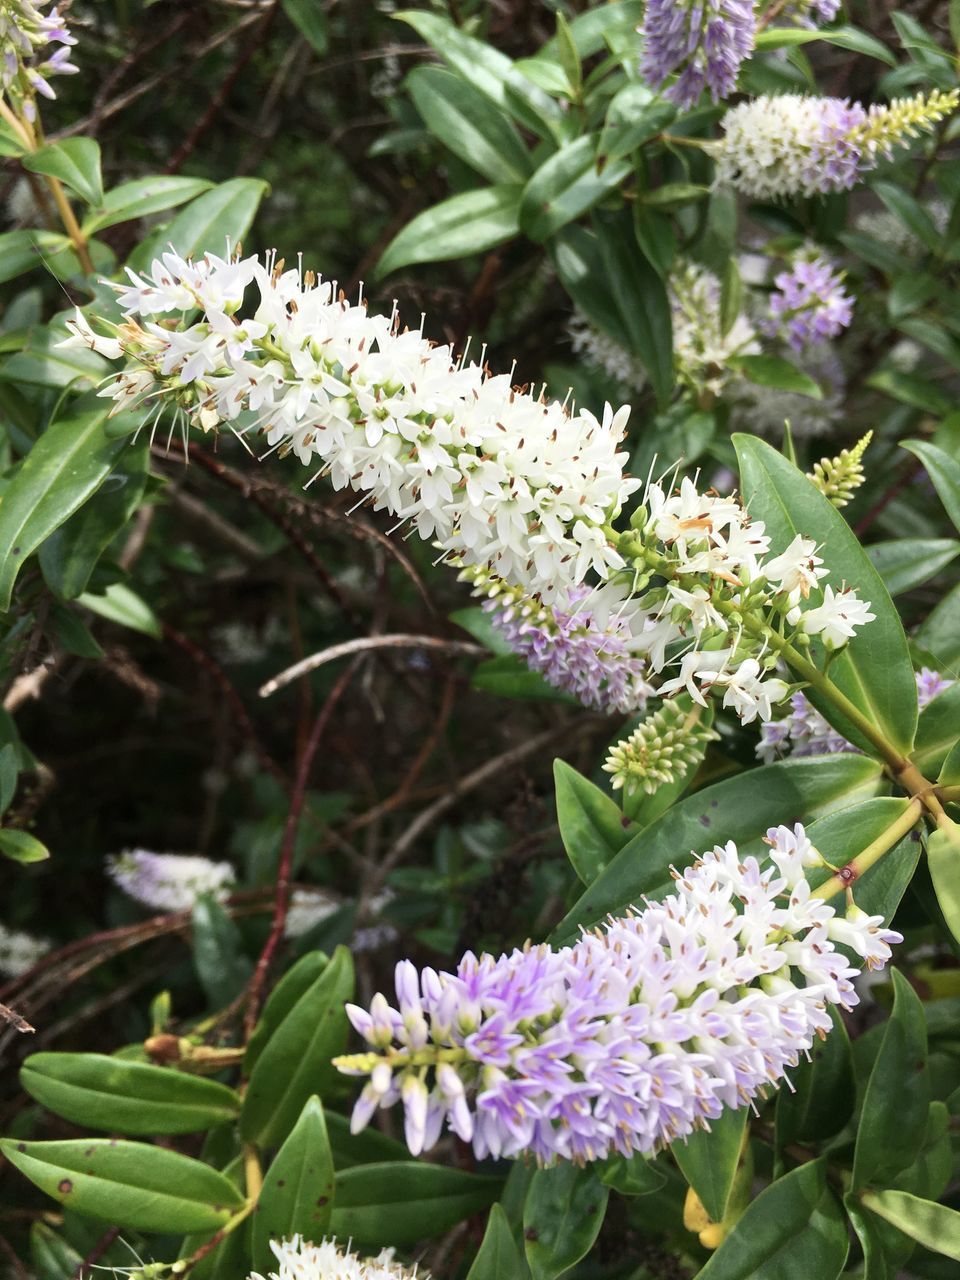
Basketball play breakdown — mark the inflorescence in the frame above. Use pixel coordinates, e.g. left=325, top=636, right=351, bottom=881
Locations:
left=106, top=849, right=236, bottom=913
left=640, top=0, right=755, bottom=109
left=0, top=0, right=76, bottom=117
left=763, top=252, right=853, bottom=353
left=335, top=824, right=899, bottom=1165
left=249, top=1236, right=425, bottom=1280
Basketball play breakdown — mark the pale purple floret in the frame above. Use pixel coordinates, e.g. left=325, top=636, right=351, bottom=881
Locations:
left=758, top=668, right=953, bottom=763
left=764, top=256, right=853, bottom=352
left=1, top=2, right=78, bottom=106
left=641, top=0, right=755, bottom=109
left=484, top=586, right=652, bottom=714
left=336, top=827, right=900, bottom=1165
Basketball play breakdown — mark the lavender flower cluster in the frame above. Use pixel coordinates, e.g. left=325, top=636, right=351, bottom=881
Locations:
left=758, top=668, right=953, bottom=762
left=0, top=0, right=77, bottom=114
left=336, top=825, right=899, bottom=1165
left=640, top=0, right=755, bottom=110
left=764, top=253, right=853, bottom=353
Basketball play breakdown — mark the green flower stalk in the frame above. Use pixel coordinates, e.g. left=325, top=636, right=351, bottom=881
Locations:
left=603, top=700, right=719, bottom=798
left=808, top=431, right=872, bottom=508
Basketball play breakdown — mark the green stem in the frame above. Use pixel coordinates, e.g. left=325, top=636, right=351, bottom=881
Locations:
left=812, top=798, right=923, bottom=903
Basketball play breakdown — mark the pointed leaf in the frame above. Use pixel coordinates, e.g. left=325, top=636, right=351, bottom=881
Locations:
left=523, top=1164, right=608, bottom=1280
left=0, top=828, right=49, bottom=863
left=927, top=826, right=960, bottom=949
left=775, top=1007, right=853, bottom=1146
left=467, top=1204, right=528, bottom=1280
left=902, top=439, right=960, bottom=536
left=408, top=66, right=531, bottom=184
left=252, top=1096, right=335, bottom=1271
left=329, top=1161, right=501, bottom=1248
left=23, top=139, right=103, bottom=208
left=83, top=175, right=214, bottom=234
left=865, top=538, right=960, bottom=596
left=377, top=186, right=522, bottom=276
left=861, top=1189, right=960, bottom=1262
left=673, top=1106, right=746, bottom=1224
left=553, top=758, right=632, bottom=885
left=519, top=137, right=631, bottom=242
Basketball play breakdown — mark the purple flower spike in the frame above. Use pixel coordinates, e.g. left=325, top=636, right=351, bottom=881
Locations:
left=335, top=826, right=901, bottom=1165
left=641, top=0, right=755, bottom=109
left=764, top=253, right=854, bottom=352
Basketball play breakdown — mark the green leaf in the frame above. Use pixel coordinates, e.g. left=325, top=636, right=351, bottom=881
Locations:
left=30, top=1223, right=85, bottom=1280
left=555, top=11, right=582, bottom=95
left=192, top=895, right=252, bottom=1009
left=927, top=827, right=960, bottom=949
left=467, top=1204, right=529, bottom=1280
left=845, top=1195, right=896, bottom=1280
left=720, top=256, right=743, bottom=338
left=551, top=224, right=631, bottom=348
left=138, top=177, right=269, bottom=265
left=20, top=1052, right=240, bottom=1135
left=407, top=66, right=531, bottom=184
left=471, top=653, right=574, bottom=702
left=866, top=537, right=960, bottom=596
left=553, top=758, right=633, bottom=885
left=915, top=581, right=960, bottom=669
left=598, top=1155, right=666, bottom=1197
left=281, top=0, right=328, bottom=53
left=0, top=1137, right=244, bottom=1233
left=598, top=83, right=675, bottom=161
left=912, top=683, right=960, bottom=776
left=595, top=208, right=674, bottom=410
left=522, top=1164, right=608, bottom=1280
left=861, top=1189, right=960, bottom=1261
left=755, top=24, right=895, bottom=64
left=0, top=229, right=75, bottom=284
left=0, top=323, right=109, bottom=388
left=245, top=950, right=329, bottom=1074
left=552, top=755, right=884, bottom=939
left=23, top=139, right=103, bottom=208
left=252, top=1096, right=334, bottom=1271
left=731, top=354, right=822, bottom=398
left=241, top=946, right=354, bottom=1148
left=673, top=1107, right=747, bottom=1225
left=77, top=582, right=162, bottom=639
left=51, top=602, right=104, bottom=659
left=640, top=181, right=712, bottom=207
left=39, top=438, right=149, bottom=598
left=697, top=1160, right=848, bottom=1280
left=0, top=828, right=49, bottom=863
left=902, top=439, right=960, bottom=536
left=329, top=1161, right=501, bottom=1248
left=324, top=1110, right=409, bottom=1169
left=806, top=798, right=920, bottom=923
left=449, top=605, right=512, bottom=656
left=519, top=137, right=631, bottom=242
left=0, top=407, right=129, bottom=611
left=873, top=181, right=942, bottom=253
left=396, top=11, right=563, bottom=141
left=83, top=175, right=214, bottom=234
left=734, top=435, right=918, bottom=756
left=536, top=1, right=644, bottom=59
left=852, top=969, right=930, bottom=1190
left=377, top=185, right=522, bottom=276
left=776, top=1006, right=853, bottom=1147
left=867, top=369, right=953, bottom=416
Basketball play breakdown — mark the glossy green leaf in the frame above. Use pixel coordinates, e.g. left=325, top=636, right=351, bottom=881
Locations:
left=39, top=438, right=149, bottom=598
left=553, top=755, right=884, bottom=938
left=472, top=653, right=573, bottom=702
left=23, top=138, right=103, bottom=208
left=734, top=435, right=918, bottom=755
left=861, top=1189, right=960, bottom=1261
left=915, top=581, right=960, bottom=669
left=83, top=175, right=214, bottom=234
left=927, top=827, right=960, bottom=949
left=0, top=1137, right=244, bottom=1233
left=598, top=1155, right=666, bottom=1197
left=30, top=1223, right=85, bottom=1280
left=467, top=1204, right=528, bottom=1280
left=241, top=946, right=354, bottom=1148
left=324, top=1109, right=409, bottom=1169
left=522, top=1164, right=608, bottom=1280
left=396, top=11, right=563, bottom=141
left=595, top=208, right=674, bottom=410
left=77, top=582, right=162, bottom=639
left=0, top=407, right=129, bottom=610
left=775, top=1007, right=853, bottom=1146
left=0, top=229, right=75, bottom=284
left=845, top=1195, right=896, bottom=1280
left=192, top=895, right=252, bottom=1009
left=697, top=1161, right=847, bottom=1279
left=377, top=185, right=522, bottom=276
left=553, top=758, right=632, bottom=885
left=554, top=12, right=582, bottom=94
left=939, top=739, right=960, bottom=786
left=139, top=178, right=268, bottom=265
left=252, top=1096, right=334, bottom=1271
left=551, top=224, right=631, bottom=348
left=641, top=182, right=711, bottom=207
left=865, top=538, right=960, bottom=596
left=912, top=683, right=960, bottom=776
left=20, top=1052, right=239, bottom=1134
left=282, top=0, right=328, bottom=53
left=536, top=1, right=643, bottom=59
left=598, top=83, right=675, bottom=161
left=852, top=968, right=930, bottom=1190
left=519, top=137, right=631, bottom=242
left=51, top=601, right=104, bottom=659
left=874, top=182, right=942, bottom=252
left=0, top=828, right=49, bottom=863
left=902, top=439, right=960, bottom=536
left=245, top=950, right=330, bottom=1074
left=806, top=797, right=920, bottom=922
left=329, top=1161, right=501, bottom=1248
left=755, top=24, right=895, bottom=63
left=731, top=354, right=821, bottom=398
left=867, top=369, right=953, bottom=416
left=673, top=1107, right=746, bottom=1224
left=407, top=66, right=531, bottom=184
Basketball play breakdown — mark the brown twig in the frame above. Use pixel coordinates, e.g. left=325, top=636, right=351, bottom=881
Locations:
left=243, top=659, right=360, bottom=1041
left=0, top=1002, right=33, bottom=1034
left=70, top=1227, right=120, bottom=1280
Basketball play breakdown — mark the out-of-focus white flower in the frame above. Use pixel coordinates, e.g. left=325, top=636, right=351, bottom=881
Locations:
left=284, top=888, right=339, bottom=939
left=249, top=1234, right=426, bottom=1280
left=106, top=850, right=236, bottom=912
left=0, top=921, right=49, bottom=977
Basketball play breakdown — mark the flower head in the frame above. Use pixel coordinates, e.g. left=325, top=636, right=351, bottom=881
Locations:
left=249, top=1235, right=425, bottom=1280
left=336, top=825, right=900, bottom=1165
left=640, top=0, right=755, bottom=109
left=603, top=698, right=718, bottom=797
left=106, top=850, right=236, bottom=913
left=0, top=920, right=49, bottom=977
left=763, top=253, right=853, bottom=352
left=671, top=263, right=760, bottom=396
left=284, top=888, right=339, bottom=939
left=0, top=1, right=77, bottom=116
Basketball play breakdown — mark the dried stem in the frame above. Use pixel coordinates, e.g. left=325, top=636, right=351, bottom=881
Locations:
left=260, top=633, right=484, bottom=698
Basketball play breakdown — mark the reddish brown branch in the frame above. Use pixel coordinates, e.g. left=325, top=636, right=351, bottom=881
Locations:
left=71, top=1227, right=120, bottom=1280
left=243, top=659, right=360, bottom=1041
